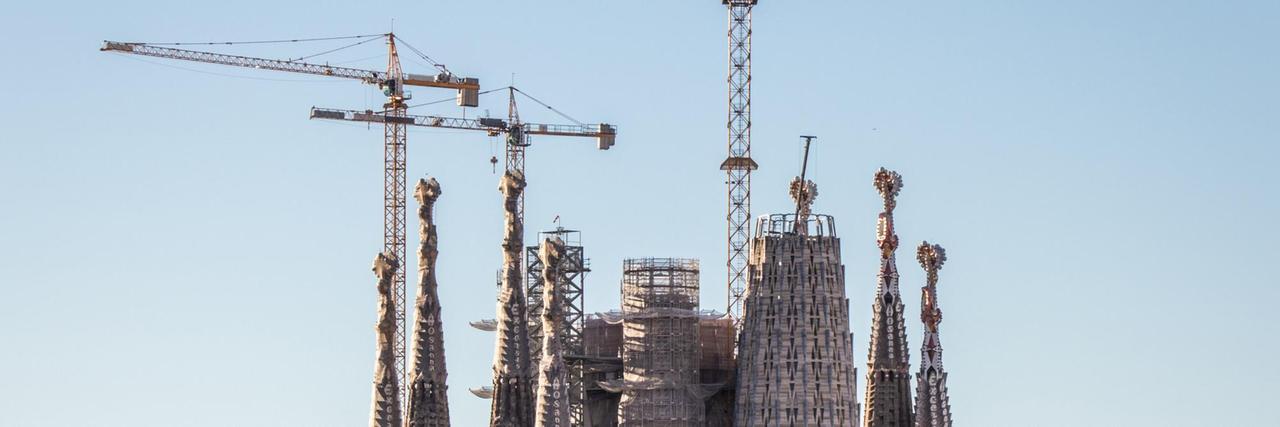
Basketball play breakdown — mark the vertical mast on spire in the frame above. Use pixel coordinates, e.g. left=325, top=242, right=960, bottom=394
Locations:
left=915, top=242, right=953, bottom=427
left=790, top=136, right=817, bottom=234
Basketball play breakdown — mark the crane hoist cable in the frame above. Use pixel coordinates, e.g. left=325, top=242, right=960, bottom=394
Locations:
left=393, top=35, right=451, bottom=75
left=406, top=87, right=505, bottom=110
left=136, top=33, right=386, bottom=46
left=512, top=86, right=586, bottom=125
left=287, top=36, right=385, bottom=62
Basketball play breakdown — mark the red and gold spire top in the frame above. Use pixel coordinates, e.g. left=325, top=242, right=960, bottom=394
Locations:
left=915, top=241, right=953, bottom=427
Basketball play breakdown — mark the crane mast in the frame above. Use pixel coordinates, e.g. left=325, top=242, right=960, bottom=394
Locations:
left=383, top=37, right=409, bottom=397
left=507, top=86, right=529, bottom=220
left=720, top=0, right=759, bottom=327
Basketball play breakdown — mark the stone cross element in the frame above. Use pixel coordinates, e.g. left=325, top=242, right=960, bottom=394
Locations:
left=406, top=177, right=451, bottom=427
left=369, top=252, right=403, bottom=427
left=490, top=171, right=534, bottom=427
left=914, top=241, right=953, bottom=427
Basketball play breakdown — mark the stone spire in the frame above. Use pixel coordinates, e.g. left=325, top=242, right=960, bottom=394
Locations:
left=533, top=238, right=571, bottom=427
left=369, top=252, right=403, bottom=427
left=406, top=178, right=451, bottom=427
left=489, top=171, right=534, bottom=427
left=863, top=168, right=915, bottom=427
left=914, top=242, right=953, bottom=427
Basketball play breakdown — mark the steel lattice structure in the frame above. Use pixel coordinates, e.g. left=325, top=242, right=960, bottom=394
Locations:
left=382, top=39, right=411, bottom=399
left=525, top=229, right=589, bottom=426
left=719, top=0, right=759, bottom=325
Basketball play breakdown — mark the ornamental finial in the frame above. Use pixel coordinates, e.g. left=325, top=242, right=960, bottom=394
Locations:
left=874, top=168, right=903, bottom=252
left=414, top=177, right=442, bottom=205
left=874, top=167, right=903, bottom=213
left=499, top=169, right=526, bottom=195
left=789, top=177, right=818, bottom=230
left=917, top=241, right=946, bottom=332
left=917, top=241, right=946, bottom=276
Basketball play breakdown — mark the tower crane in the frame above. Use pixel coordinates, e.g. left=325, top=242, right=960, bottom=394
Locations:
left=101, top=33, right=480, bottom=404
left=720, top=0, right=759, bottom=327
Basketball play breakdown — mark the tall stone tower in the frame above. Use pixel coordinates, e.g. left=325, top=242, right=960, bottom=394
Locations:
left=734, top=178, right=860, bottom=426
left=369, top=253, right=403, bottom=427
left=534, top=238, right=572, bottom=427
left=863, top=168, right=915, bottom=427
left=914, top=242, right=953, bottom=427
left=526, top=228, right=590, bottom=425
left=405, top=178, right=451, bottom=427
left=489, top=171, right=534, bottom=427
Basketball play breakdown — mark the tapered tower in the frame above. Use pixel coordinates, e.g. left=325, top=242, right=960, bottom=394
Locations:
left=369, top=253, right=403, bottom=427
left=734, top=177, right=859, bottom=426
left=489, top=171, right=534, bottom=427
left=914, top=242, right=953, bottom=427
left=406, top=178, right=451, bottom=427
left=863, top=168, right=915, bottom=427
left=534, top=238, right=572, bottom=427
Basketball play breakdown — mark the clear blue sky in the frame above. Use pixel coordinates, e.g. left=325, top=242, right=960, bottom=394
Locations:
left=2, top=1, right=1277, bottom=426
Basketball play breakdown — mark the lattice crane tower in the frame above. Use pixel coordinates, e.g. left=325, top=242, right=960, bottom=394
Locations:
left=719, top=0, right=759, bottom=325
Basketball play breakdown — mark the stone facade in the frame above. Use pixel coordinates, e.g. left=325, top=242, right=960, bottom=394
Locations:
left=734, top=212, right=859, bottom=426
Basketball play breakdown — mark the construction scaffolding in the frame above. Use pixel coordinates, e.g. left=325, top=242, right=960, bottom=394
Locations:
left=616, top=258, right=705, bottom=426
left=698, top=316, right=736, bottom=427
left=527, top=228, right=590, bottom=425
left=583, top=315, right=624, bottom=427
